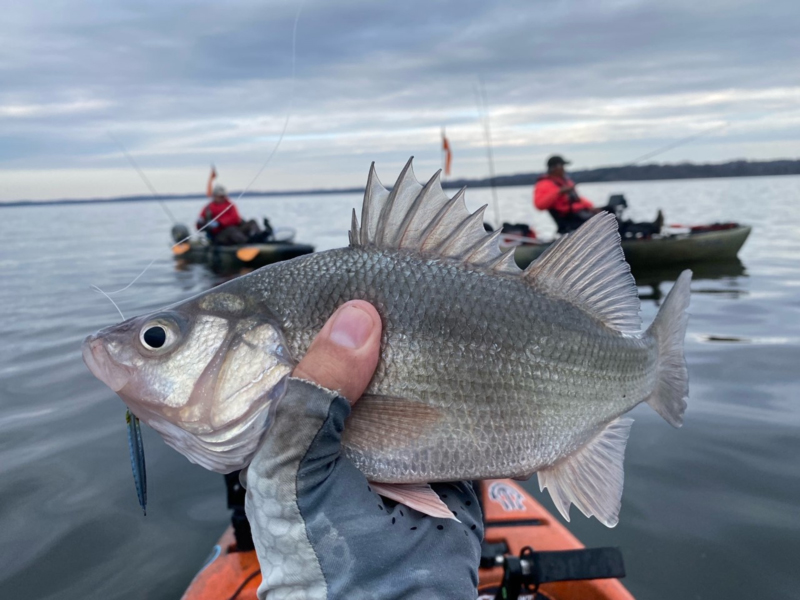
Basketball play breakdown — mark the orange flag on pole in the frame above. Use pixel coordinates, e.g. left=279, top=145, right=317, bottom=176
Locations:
left=441, top=128, right=452, bottom=176
left=206, top=165, right=217, bottom=198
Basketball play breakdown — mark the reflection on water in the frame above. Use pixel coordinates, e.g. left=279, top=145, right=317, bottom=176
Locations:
left=174, top=258, right=258, bottom=281
left=635, top=257, right=746, bottom=285
left=1, top=176, right=799, bottom=600
left=635, top=258, right=747, bottom=303
left=699, top=334, right=748, bottom=343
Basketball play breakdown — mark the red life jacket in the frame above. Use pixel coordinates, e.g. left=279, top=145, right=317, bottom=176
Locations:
left=533, top=175, right=594, bottom=217
left=198, top=198, right=242, bottom=233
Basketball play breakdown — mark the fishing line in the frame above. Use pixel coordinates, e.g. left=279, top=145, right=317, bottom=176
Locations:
left=91, top=0, right=305, bottom=316
left=232, top=0, right=304, bottom=204
left=90, top=284, right=126, bottom=321
left=100, top=259, right=158, bottom=296
left=627, top=122, right=729, bottom=165
left=107, top=131, right=178, bottom=224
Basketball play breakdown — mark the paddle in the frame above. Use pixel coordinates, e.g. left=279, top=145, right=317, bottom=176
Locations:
left=172, top=242, right=192, bottom=256
left=236, top=247, right=261, bottom=262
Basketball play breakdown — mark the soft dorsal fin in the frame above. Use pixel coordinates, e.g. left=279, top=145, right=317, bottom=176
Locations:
left=524, top=213, right=641, bottom=333
left=350, top=158, right=516, bottom=273
left=537, top=417, right=633, bottom=528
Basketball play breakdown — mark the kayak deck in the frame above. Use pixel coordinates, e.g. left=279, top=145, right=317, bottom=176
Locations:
left=181, top=480, right=633, bottom=600
left=477, top=480, right=633, bottom=600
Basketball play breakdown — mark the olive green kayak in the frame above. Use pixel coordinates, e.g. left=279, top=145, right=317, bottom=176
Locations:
left=512, top=224, right=751, bottom=270
left=172, top=239, right=314, bottom=270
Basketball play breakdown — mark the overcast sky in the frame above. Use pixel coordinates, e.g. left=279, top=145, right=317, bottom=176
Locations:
left=2, top=0, right=799, bottom=200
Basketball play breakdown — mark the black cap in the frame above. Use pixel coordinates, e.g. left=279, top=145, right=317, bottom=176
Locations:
left=546, top=155, right=570, bottom=170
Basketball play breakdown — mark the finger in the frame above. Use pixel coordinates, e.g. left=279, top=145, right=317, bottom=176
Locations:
left=292, top=300, right=382, bottom=404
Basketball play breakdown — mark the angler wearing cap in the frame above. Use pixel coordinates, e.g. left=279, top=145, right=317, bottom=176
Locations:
left=535, top=155, right=663, bottom=236
left=197, top=167, right=265, bottom=245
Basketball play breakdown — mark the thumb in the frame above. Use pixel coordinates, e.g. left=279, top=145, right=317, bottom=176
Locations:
left=292, top=300, right=382, bottom=404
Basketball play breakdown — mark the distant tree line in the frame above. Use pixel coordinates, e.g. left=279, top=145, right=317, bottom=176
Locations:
left=4, top=159, right=800, bottom=207
left=440, top=159, right=800, bottom=189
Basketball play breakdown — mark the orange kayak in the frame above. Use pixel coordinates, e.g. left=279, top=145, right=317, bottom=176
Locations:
left=181, top=479, right=634, bottom=600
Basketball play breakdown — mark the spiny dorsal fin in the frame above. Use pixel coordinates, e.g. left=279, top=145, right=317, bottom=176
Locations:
left=350, top=158, right=511, bottom=271
left=349, top=161, right=640, bottom=311
left=523, top=213, right=641, bottom=333
left=358, top=163, right=391, bottom=247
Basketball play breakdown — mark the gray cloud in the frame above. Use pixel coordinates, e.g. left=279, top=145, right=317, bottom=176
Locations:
left=1, top=0, right=799, bottom=199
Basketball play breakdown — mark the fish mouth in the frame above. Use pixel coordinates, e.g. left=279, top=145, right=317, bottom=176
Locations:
left=82, top=335, right=131, bottom=392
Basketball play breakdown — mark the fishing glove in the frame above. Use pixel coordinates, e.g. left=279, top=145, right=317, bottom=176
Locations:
left=245, top=377, right=484, bottom=600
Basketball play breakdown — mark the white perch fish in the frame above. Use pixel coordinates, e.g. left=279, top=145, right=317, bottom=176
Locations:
left=83, top=158, right=691, bottom=527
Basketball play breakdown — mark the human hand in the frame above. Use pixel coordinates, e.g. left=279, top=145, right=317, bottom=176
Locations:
left=292, top=300, right=381, bottom=402
left=245, top=300, right=483, bottom=599
left=559, top=183, right=576, bottom=193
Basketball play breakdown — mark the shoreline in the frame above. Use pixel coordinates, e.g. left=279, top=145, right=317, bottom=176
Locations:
left=3, top=159, right=799, bottom=208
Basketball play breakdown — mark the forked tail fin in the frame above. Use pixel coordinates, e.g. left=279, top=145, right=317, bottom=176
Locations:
left=645, top=270, right=692, bottom=427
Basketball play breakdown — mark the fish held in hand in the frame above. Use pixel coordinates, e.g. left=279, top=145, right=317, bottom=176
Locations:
left=83, top=158, right=691, bottom=527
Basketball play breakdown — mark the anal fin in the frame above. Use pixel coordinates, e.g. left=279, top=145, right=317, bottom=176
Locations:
left=537, top=417, right=633, bottom=528
left=369, top=482, right=459, bottom=521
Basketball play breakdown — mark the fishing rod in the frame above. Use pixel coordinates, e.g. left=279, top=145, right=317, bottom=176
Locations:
left=474, top=78, right=501, bottom=228
left=470, top=86, right=728, bottom=228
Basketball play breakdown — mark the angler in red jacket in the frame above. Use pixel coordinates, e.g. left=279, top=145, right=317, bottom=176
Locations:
left=534, top=155, right=663, bottom=236
left=534, top=155, right=599, bottom=234
left=197, top=169, right=262, bottom=245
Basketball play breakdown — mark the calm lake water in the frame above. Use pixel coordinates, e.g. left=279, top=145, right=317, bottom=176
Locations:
left=1, top=175, right=798, bottom=599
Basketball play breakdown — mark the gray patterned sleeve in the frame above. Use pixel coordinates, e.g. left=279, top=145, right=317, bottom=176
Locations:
left=245, top=377, right=483, bottom=600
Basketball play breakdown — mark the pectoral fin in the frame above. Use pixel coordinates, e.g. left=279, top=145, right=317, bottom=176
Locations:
left=537, top=417, right=633, bottom=528
left=343, top=394, right=443, bottom=453
left=369, top=482, right=459, bottom=521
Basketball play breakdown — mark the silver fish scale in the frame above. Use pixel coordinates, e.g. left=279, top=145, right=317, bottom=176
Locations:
left=238, top=246, right=658, bottom=483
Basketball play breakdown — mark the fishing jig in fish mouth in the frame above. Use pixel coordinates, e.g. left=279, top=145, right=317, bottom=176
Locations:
left=125, top=409, right=147, bottom=515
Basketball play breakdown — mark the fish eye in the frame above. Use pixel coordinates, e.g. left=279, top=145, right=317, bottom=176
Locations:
left=138, top=318, right=179, bottom=352
left=142, top=326, right=167, bottom=349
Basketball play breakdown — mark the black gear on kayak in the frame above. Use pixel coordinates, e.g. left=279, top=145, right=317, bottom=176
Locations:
left=489, top=543, right=627, bottom=600
left=171, top=223, right=191, bottom=243
left=549, top=208, right=592, bottom=235
left=495, top=554, right=525, bottom=600
left=224, top=471, right=254, bottom=552
left=501, top=222, right=535, bottom=237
